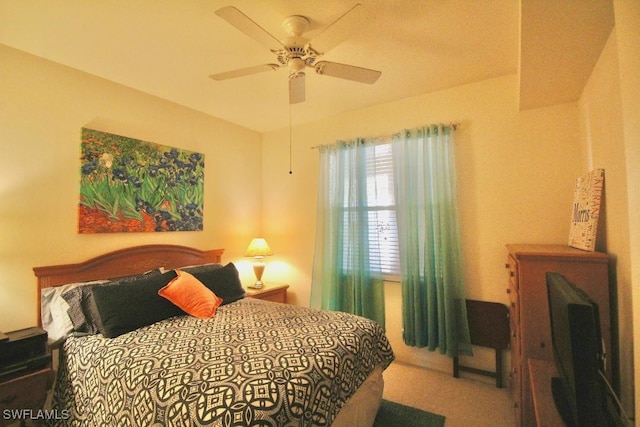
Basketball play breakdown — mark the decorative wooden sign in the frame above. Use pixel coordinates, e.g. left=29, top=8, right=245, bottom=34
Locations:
left=568, top=169, right=604, bottom=251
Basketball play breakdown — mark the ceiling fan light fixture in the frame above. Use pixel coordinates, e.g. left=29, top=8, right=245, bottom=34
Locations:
left=288, top=57, right=307, bottom=74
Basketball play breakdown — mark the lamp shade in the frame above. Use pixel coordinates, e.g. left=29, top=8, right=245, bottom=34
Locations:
left=244, top=238, right=273, bottom=257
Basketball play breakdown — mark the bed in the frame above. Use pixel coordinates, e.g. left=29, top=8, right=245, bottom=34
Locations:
left=34, top=245, right=394, bottom=426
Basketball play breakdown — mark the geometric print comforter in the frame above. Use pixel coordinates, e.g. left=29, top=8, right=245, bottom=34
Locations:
left=51, top=298, right=395, bottom=426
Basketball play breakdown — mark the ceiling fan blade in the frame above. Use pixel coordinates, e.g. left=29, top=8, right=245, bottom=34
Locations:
left=210, top=64, right=281, bottom=81
left=289, top=73, right=305, bottom=104
left=309, top=4, right=366, bottom=53
left=314, top=61, right=381, bottom=84
left=215, top=6, right=284, bottom=51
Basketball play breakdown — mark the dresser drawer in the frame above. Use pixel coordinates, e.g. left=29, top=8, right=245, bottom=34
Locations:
left=0, top=368, right=53, bottom=412
left=507, top=285, right=519, bottom=327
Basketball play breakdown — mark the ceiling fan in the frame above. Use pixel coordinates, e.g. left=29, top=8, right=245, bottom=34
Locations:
left=210, top=4, right=381, bottom=104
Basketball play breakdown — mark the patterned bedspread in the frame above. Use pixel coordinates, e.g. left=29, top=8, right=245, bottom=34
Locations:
left=52, top=298, right=394, bottom=426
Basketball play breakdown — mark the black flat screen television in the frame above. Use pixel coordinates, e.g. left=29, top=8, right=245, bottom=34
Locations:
left=546, top=272, right=609, bottom=427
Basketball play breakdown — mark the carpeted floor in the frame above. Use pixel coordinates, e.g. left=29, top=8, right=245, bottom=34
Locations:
left=382, top=361, right=515, bottom=426
left=373, top=399, right=445, bottom=427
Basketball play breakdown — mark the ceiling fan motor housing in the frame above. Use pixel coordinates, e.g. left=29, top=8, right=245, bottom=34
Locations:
left=282, top=15, right=309, bottom=37
left=277, top=15, right=319, bottom=77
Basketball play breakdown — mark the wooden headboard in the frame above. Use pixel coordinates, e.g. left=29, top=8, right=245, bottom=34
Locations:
left=33, top=244, right=224, bottom=326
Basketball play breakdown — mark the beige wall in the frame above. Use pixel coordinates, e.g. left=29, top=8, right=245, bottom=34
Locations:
left=262, top=74, right=583, bottom=373
left=0, top=45, right=263, bottom=331
left=577, top=2, right=640, bottom=415
left=613, top=0, right=640, bottom=418
left=578, top=28, right=634, bottom=413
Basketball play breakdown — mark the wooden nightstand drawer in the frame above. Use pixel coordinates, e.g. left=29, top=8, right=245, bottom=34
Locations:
left=0, top=368, right=53, bottom=422
left=245, top=284, right=289, bottom=303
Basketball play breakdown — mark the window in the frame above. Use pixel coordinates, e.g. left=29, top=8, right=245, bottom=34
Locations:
left=340, top=141, right=400, bottom=279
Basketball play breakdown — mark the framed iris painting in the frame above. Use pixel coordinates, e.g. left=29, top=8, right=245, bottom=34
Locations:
left=79, top=128, right=204, bottom=233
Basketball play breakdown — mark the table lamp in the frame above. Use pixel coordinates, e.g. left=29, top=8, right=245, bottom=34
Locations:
left=245, top=238, right=273, bottom=289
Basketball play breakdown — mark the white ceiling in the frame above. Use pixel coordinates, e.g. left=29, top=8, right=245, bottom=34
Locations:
left=0, top=0, right=613, bottom=132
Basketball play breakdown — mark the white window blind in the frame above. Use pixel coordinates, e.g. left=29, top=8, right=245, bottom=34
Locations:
left=341, top=141, right=400, bottom=279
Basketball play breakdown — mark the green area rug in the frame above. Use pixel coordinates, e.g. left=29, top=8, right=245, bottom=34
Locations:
left=373, top=399, right=445, bottom=427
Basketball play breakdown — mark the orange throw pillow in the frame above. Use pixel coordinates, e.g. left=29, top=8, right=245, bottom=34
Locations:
left=158, top=270, right=222, bottom=318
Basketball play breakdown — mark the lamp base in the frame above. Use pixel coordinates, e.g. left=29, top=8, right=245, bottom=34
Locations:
left=250, top=261, right=266, bottom=289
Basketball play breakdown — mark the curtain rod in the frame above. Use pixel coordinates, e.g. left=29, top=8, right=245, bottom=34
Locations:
left=310, top=122, right=460, bottom=150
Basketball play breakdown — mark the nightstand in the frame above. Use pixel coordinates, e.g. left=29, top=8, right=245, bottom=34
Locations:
left=0, top=328, right=54, bottom=427
left=245, top=284, right=289, bottom=303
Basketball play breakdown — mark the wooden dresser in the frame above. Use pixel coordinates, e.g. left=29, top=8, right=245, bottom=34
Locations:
left=505, top=244, right=611, bottom=427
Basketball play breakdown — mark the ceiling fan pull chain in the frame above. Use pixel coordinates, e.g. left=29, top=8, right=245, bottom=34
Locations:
left=289, top=103, right=293, bottom=175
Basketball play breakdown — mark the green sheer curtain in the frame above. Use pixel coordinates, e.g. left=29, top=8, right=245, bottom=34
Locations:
left=310, top=139, right=386, bottom=327
left=392, top=124, right=472, bottom=356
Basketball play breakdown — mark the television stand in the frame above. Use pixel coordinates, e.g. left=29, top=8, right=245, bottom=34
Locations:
left=528, top=358, right=564, bottom=427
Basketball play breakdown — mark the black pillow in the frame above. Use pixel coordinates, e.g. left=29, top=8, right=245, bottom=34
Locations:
left=186, top=262, right=245, bottom=305
left=90, top=270, right=183, bottom=338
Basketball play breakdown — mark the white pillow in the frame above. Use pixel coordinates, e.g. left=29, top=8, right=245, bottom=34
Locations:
left=41, top=280, right=105, bottom=344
